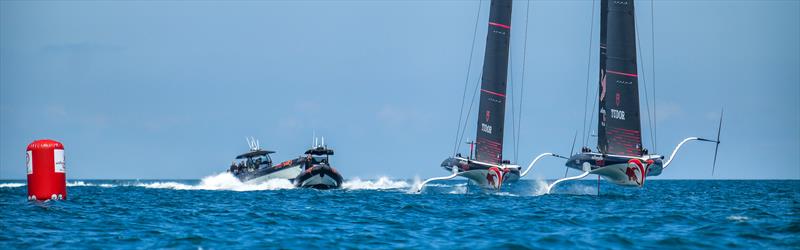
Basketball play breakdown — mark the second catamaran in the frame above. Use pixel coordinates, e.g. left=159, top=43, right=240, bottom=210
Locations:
left=545, top=0, right=722, bottom=193
left=416, top=0, right=561, bottom=192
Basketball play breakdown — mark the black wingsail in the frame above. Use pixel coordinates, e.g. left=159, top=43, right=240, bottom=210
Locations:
left=597, top=0, right=643, bottom=156
left=475, top=0, right=512, bottom=164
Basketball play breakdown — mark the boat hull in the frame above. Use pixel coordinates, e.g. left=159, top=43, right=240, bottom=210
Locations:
left=565, top=153, right=664, bottom=187
left=293, top=164, right=343, bottom=189
left=235, top=165, right=303, bottom=184
left=441, top=157, right=520, bottom=189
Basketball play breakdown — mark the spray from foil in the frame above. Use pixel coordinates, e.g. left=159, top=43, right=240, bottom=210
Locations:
left=407, top=176, right=422, bottom=194
left=529, top=178, right=550, bottom=196
left=343, top=177, right=411, bottom=190
left=539, top=178, right=598, bottom=196
left=407, top=176, right=468, bottom=195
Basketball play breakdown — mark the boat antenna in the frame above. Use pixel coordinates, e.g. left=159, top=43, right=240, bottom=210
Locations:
left=712, top=109, right=723, bottom=175
left=246, top=137, right=259, bottom=151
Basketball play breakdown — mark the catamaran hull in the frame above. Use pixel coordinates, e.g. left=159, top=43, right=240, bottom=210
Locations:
left=458, top=169, right=520, bottom=189
left=293, top=165, right=343, bottom=189
left=441, top=157, right=521, bottom=189
left=566, top=153, right=664, bottom=187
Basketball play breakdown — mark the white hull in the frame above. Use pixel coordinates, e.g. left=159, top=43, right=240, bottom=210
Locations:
left=244, top=165, right=302, bottom=184
left=459, top=168, right=520, bottom=189
left=591, top=163, right=645, bottom=187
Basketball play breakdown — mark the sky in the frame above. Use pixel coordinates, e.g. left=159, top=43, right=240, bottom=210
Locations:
left=1, top=0, right=798, bottom=180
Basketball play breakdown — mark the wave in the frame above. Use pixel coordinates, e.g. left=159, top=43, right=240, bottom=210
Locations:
left=134, top=172, right=294, bottom=191
left=0, top=183, right=26, bottom=188
left=1, top=182, right=115, bottom=188
left=447, top=183, right=468, bottom=194
left=65, top=181, right=116, bottom=188
left=726, top=215, right=749, bottom=222
left=67, top=181, right=94, bottom=187
left=343, top=177, right=411, bottom=190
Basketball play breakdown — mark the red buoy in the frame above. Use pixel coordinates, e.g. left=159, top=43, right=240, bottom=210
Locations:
left=26, top=139, right=67, bottom=201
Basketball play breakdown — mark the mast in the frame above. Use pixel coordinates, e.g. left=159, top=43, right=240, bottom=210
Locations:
left=597, top=0, right=643, bottom=156
left=475, top=0, right=513, bottom=164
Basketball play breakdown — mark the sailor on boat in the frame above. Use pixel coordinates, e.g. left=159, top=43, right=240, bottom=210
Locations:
left=543, top=0, right=722, bottom=193
left=415, top=0, right=563, bottom=192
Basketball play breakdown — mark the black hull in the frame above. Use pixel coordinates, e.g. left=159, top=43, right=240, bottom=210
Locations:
left=293, top=164, right=343, bottom=190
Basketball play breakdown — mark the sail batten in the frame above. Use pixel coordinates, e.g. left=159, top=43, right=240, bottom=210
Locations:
left=597, top=0, right=643, bottom=157
left=475, top=0, right=513, bottom=164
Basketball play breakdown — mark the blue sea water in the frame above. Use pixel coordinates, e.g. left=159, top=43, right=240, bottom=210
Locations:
left=1, top=175, right=798, bottom=249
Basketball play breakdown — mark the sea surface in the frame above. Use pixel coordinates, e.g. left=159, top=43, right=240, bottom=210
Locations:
left=1, top=175, right=798, bottom=249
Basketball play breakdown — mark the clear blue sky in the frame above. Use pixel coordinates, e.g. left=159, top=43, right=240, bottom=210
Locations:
left=1, top=1, right=798, bottom=180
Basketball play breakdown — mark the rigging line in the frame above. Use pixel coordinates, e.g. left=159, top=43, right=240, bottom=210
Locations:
left=651, top=0, right=657, bottom=153
left=582, top=0, right=597, bottom=146
left=510, top=48, right=517, bottom=162
left=457, top=72, right=484, bottom=154
left=588, top=75, right=599, bottom=149
left=584, top=0, right=603, bottom=152
left=453, top=0, right=484, bottom=156
left=515, top=0, right=532, bottom=162
left=634, top=3, right=656, bottom=152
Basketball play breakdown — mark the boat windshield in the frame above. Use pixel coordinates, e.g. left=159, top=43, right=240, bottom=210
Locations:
left=310, top=156, right=329, bottom=165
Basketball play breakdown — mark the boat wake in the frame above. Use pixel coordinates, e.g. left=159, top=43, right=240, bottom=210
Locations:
left=342, top=177, right=411, bottom=190
left=135, top=172, right=294, bottom=191
left=547, top=182, right=598, bottom=196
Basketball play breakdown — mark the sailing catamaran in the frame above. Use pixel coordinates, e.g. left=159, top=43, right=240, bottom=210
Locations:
left=227, top=137, right=343, bottom=189
left=416, top=0, right=561, bottom=192
left=546, top=0, right=722, bottom=193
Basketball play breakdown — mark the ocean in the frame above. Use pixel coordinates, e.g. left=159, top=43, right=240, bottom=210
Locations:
left=1, top=175, right=798, bottom=249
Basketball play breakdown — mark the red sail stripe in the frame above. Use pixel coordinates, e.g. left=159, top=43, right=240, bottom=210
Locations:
left=606, top=70, right=638, bottom=77
left=481, top=89, right=506, bottom=97
left=489, top=22, right=510, bottom=29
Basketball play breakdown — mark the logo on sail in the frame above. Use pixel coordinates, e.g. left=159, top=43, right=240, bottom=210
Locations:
left=481, top=110, right=492, bottom=134
left=611, top=109, right=625, bottom=120
left=481, top=123, right=493, bottom=134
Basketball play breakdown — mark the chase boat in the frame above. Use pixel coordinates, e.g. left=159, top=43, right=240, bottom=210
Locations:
left=290, top=145, right=343, bottom=189
left=227, top=137, right=343, bottom=189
